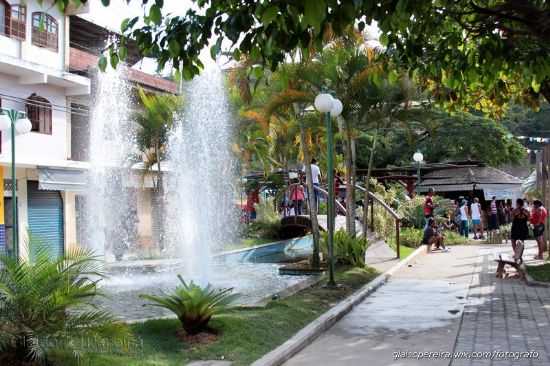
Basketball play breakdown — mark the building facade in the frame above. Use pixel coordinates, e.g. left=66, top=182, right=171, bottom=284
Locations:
left=0, top=0, right=176, bottom=259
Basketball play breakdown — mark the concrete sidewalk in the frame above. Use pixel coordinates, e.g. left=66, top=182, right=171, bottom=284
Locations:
left=285, top=245, right=476, bottom=366
left=284, top=242, right=550, bottom=366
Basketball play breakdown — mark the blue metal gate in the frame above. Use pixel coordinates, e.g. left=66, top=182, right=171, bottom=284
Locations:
left=27, top=181, right=64, bottom=260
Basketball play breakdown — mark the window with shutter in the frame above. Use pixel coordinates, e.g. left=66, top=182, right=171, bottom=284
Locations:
left=26, top=94, right=52, bottom=135
left=32, top=12, right=57, bottom=52
left=10, top=5, right=25, bottom=40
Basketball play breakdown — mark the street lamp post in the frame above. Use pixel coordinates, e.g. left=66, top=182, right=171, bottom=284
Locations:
left=413, top=151, right=424, bottom=194
left=0, top=109, right=32, bottom=258
left=314, top=93, right=343, bottom=287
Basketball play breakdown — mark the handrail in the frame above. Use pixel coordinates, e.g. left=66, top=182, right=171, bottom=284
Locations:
left=354, top=184, right=401, bottom=259
left=313, top=185, right=347, bottom=215
left=354, top=185, right=401, bottom=220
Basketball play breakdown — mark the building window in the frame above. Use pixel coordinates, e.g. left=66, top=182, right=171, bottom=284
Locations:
left=10, top=5, right=26, bottom=40
left=0, top=3, right=26, bottom=40
left=26, top=94, right=52, bottom=135
left=0, top=0, right=8, bottom=36
left=32, top=12, right=57, bottom=52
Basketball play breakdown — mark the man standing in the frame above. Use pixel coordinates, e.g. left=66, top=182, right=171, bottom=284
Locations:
left=459, top=200, right=470, bottom=238
left=488, top=196, right=499, bottom=234
left=530, top=200, right=548, bottom=260
left=423, top=188, right=435, bottom=220
left=471, top=197, right=484, bottom=239
left=308, top=158, right=322, bottom=212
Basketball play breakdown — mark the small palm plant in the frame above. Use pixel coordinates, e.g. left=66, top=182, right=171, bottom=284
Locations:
left=140, top=275, right=238, bottom=335
left=0, top=242, right=133, bottom=365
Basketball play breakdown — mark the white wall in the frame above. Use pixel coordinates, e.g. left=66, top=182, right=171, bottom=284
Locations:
left=0, top=0, right=66, bottom=71
left=0, top=73, right=69, bottom=163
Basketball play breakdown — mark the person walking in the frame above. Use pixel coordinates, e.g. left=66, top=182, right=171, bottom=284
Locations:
left=471, top=197, right=484, bottom=239
left=288, top=178, right=305, bottom=216
left=459, top=200, right=470, bottom=238
left=488, top=196, right=499, bottom=234
left=530, top=199, right=548, bottom=260
left=511, top=198, right=530, bottom=259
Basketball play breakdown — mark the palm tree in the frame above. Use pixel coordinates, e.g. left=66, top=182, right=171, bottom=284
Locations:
left=134, top=87, right=183, bottom=249
left=0, top=243, right=132, bottom=364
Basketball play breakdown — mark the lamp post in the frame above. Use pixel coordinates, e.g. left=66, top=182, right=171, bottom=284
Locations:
left=413, top=151, right=424, bottom=194
left=0, top=109, right=32, bottom=258
left=314, top=93, right=343, bottom=287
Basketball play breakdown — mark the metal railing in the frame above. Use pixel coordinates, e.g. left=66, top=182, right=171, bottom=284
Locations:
left=355, top=185, right=401, bottom=259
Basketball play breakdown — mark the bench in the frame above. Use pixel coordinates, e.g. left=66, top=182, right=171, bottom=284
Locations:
left=494, top=241, right=525, bottom=281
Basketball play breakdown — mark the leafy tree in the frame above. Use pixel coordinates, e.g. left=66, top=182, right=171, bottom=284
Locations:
left=501, top=103, right=550, bottom=139
left=57, top=0, right=550, bottom=111
left=361, top=110, right=526, bottom=168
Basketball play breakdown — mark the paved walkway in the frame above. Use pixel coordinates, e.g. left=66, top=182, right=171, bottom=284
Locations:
left=284, top=242, right=550, bottom=366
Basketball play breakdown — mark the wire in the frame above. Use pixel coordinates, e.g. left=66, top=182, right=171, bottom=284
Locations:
left=0, top=92, right=89, bottom=117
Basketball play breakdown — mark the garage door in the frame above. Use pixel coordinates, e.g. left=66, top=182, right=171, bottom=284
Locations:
left=27, top=181, right=64, bottom=260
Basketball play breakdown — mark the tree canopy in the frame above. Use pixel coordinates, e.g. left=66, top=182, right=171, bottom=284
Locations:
left=56, top=0, right=550, bottom=112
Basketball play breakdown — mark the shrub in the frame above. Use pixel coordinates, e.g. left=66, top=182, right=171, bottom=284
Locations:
left=396, top=227, right=424, bottom=248
left=140, top=275, right=238, bottom=335
left=398, top=195, right=454, bottom=229
left=0, top=243, right=132, bottom=365
left=320, top=229, right=368, bottom=267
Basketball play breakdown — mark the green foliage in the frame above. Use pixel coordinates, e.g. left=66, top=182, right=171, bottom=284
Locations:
left=0, top=243, right=132, bottom=364
left=320, top=229, right=368, bottom=267
left=140, top=276, right=238, bottom=335
left=359, top=110, right=526, bottom=169
left=395, top=227, right=424, bottom=248
left=76, top=0, right=550, bottom=110
left=398, top=195, right=454, bottom=229
left=134, top=87, right=183, bottom=187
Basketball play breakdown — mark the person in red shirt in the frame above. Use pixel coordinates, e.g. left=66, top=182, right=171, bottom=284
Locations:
left=423, top=188, right=435, bottom=219
left=530, top=199, right=548, bottom=260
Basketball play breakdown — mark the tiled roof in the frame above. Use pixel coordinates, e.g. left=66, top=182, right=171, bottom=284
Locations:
left=418, top=166, right=522, bottom=187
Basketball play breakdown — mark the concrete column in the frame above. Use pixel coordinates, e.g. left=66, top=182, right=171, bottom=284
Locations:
left=63, top=191, right=77, bottom=252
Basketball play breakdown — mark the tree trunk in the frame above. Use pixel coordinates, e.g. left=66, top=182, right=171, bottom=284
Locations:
left=362, top=131, right=378, bottom=239
left=350, top=137, right=357, bottom=233
left=343, top=120, right=356, bottom=236
left=155, top=142, right=165, bottom=251
left=541, top=78, right=550, bottom=105
left=299, top=120, right=321, bottom=268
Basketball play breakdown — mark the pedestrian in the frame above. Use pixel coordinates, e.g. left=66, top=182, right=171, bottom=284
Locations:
left=424, top=188, right=435, bottom=219
left=511, top=198, right=530, bottom=259
left=307, top=158, right=322, bottom=213
left=471, top=197, right=484, bottom=239
left=505, top=199, right=513, bottom=224
left=488, top=196, right=499, bottom=234
left=530, top=199, right=547, bottom=260
left=422, top=217, right=447, bottom=253
left=459, top=200, right=470, bottom=238
left=288, top=178, right=305, bottom=216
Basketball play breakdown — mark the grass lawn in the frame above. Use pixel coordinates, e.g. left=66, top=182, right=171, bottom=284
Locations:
left=526, top=263, right=550, bottom=283
left=53, top=266, right=378, bottom=366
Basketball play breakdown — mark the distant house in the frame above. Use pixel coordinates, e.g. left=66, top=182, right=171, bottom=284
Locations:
left=417, top=166, right=523, bottom=203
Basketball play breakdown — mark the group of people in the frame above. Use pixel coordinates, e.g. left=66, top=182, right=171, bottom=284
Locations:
left=284, top=159, right=346, bottom=216
left=422, top=188, right=549, bottom=260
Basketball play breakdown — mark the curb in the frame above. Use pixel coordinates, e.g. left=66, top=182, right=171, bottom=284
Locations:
left=251, top=245, right=426, bottom=366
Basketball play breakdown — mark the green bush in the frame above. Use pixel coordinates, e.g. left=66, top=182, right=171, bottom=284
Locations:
left=398, top=195, right=454, bottom=229
left=141, top=275, right=238, bottom=335
left=0, top=243, right=132, bottom=365
left=320, top=229, right=368, bottom=267
left=396, top=227, right=424, bottom=248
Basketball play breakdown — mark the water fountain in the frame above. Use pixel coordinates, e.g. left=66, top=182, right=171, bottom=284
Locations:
left=164, top=64, right=237, bottom=284
left=83, top=62, right=311, bottom=321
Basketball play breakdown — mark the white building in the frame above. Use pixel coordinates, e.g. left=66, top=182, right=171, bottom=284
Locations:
left=0, top=0, right=177, bottom=259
